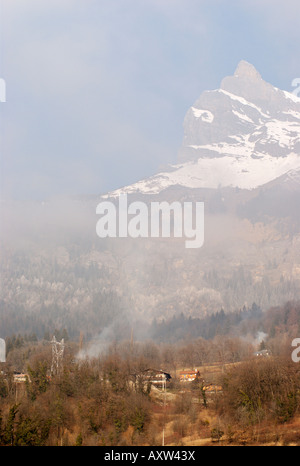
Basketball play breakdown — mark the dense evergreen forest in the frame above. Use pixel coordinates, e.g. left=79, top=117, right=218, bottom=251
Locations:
left=3, top=301, right=300, bottom=357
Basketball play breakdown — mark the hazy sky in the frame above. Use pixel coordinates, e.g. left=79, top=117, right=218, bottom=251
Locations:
left=0, top=0, right=299, bottom=200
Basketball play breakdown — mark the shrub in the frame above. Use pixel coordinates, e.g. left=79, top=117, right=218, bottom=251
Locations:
left=219, top=357, right=300, bottom=425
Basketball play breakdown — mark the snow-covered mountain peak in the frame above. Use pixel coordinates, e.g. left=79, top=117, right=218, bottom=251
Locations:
left=179, top=61, right=300, bottom=163
left=104, top=62, right=300, bottom=198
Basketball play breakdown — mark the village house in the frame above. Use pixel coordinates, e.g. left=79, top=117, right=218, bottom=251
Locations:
left=179, top=369, right=201, bottom=382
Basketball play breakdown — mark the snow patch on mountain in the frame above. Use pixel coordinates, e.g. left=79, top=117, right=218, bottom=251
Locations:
left=191, top=107, right=214, bottom=123
left=218, top=89, right=270, bottom=118
left=105, top=153, right=300, bottom=197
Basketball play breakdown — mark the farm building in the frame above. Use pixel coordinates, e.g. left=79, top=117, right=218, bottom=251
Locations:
left=179, top=369, right=200, bottom=382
